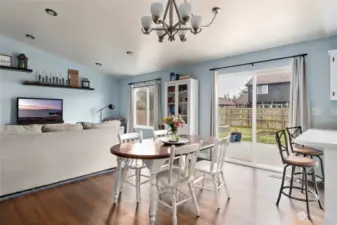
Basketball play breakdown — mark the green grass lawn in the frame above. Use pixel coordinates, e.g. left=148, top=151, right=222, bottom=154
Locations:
left=220, top=126, right=279, bottom=144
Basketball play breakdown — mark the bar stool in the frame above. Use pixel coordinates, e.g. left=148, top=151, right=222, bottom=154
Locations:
left=286, top=126, right=324, bottom=183
left=275, top=130, right=323, bottom=220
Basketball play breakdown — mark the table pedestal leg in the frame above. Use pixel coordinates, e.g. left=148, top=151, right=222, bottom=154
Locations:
left=144, top=159, right=166, bottom=225
left=113, top=157, right=123, bottom=203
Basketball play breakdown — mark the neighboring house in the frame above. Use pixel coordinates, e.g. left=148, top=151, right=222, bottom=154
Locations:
left=246, top=71, right=291, bottom=107
left=218, top=97, right=234, bottom=107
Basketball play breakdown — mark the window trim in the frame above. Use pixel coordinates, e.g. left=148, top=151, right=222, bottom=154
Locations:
left=133, top=85, right=155, bottom=127
left=257, top=84, right=268, bottom=95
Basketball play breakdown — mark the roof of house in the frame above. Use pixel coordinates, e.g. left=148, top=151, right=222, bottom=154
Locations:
left=246, top=70, right=291, bottom=85
left=218, top=97, right=234, bottom=106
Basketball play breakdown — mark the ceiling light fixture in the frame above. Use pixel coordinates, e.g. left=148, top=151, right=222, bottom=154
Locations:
left=141, top=0, right=221, bottom=43
left=126, top=51, right=134, bottom=56
left=45, top=8, right=57, bottom=16
left=26, top=34, right=35, bottom=40
left=95, top=62, right=102, bottom=66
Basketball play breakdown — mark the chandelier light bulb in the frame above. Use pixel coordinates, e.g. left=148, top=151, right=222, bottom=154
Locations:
left=191, top=15, right=202, bottom=32
left=141, top=16, right=153, bottom=33
left=151, top=2, right=164, bottom=23
left=179, top=3, right=192, bottom=23
left=156, top=29, right=165, bottom=37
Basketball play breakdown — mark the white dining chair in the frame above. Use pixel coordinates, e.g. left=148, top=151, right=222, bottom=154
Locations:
left=152, top=129, right=169, bottom=138
left=193, top=136, right=231, bottom=209
left=118, top=131, right=150, bottom=203
left=156, top=142, right=203, bottom=225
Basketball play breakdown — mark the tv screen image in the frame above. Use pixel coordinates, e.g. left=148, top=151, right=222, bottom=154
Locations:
left=17, top=98, right=63, bottom=124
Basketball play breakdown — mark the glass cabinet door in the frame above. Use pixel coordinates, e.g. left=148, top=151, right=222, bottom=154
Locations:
left=167, top=85, right=176, bottom=116
left=178, top=84, right=188, bottom=124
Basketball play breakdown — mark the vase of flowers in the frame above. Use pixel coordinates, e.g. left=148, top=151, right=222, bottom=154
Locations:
left=163, top=115, right=185, bottom=142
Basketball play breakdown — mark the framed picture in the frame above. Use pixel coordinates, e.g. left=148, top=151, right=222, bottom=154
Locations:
left=0, top=54, right=12, bottom=67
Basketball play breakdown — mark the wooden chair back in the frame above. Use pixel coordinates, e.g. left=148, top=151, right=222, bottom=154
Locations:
left=118, top=131, right=143, bottom=144
left=210, top=136, right=230, bottom=173
left=168, top=142, right=203, bottom=185
left=275, top=130, right=290, bottom=163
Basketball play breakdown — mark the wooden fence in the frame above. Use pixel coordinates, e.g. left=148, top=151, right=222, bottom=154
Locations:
left=219, top=107, right=289, bottom=130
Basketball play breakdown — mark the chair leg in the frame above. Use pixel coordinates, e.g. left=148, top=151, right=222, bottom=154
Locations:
left=303, top=167, right=311, bottom=220
left=212, top=174, right=220, bottom=209
left=220, top=171, right=230, bottom=199
left=135, top=168, right=141, bottom=203
left=172, top=187, right=178, bottom=225
left=188, top=182, right=200, bottom=216
left=289, top=166, right=295, bottom=196
left=311, top=168, right=324, bottom=210
left=202, top=173, right=205, bottom=189
left=276, top=165, right=288, bottom=206
left=318, top=156, right=325, bottom=183
left=301, top=168, right=305, bottom=194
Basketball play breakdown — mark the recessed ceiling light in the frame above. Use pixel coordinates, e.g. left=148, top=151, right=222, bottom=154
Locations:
left=26, top=34, right=35, bottom=40
left=45, top=8, right=57, bottom=16
left=95, top=62, right=102, bottom=66
left=126, top=51, right=134, bottom=56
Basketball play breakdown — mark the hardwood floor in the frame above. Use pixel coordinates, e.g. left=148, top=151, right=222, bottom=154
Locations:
left=0, top=163, right=324, bottom=225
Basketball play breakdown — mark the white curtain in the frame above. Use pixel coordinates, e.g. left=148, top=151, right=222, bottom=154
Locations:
left=289, top=56, right=311, bottom=130
left=127, top=85, right=134, bottom=133
left=153, top=79, right=162, bottom=129
left=210, top=70, right=219, bottom=137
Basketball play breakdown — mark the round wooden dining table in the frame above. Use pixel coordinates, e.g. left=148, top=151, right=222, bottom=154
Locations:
left=110, top=135, right=215, bottom=225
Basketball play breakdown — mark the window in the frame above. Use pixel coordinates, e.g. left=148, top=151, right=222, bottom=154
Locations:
left=133, top=86, right=155, bottom=127
left=257, top=85, right=268, bottom=95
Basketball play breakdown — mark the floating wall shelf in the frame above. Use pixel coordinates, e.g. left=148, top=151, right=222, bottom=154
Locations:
left=0, top=65, right=33, bottom=73
left=22, top=81, right=95, bottom=91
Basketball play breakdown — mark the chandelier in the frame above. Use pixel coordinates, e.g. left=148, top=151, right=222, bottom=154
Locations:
left=141, top=0, right=221, bottom=42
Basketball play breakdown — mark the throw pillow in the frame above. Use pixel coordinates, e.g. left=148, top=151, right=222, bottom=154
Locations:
left=42, top=124, right=83, bottom=133
left=0, top=124, right=43, bottom=135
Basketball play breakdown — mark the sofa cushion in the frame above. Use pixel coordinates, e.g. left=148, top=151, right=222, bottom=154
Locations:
left=0, top=124, right=43, bottom=135
left=83, top=120, right=121, bottom=130
left=42, top=124, right=83, bottom=133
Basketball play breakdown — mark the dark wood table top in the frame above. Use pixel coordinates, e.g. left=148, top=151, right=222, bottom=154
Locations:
left=110, top=135, right=215, bottom=160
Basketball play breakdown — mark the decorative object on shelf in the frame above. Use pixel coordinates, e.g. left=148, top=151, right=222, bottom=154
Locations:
left=96, top=104, right=115, bottom=122
left=0, top=54, right=12, bottom=67
left=68, top=69, right=79, bottom=87
left=170, top=72, right=175, bottom=81
left=175, top=74, right=180, bottom=80
left=179, top=74, right=193, bottom=80
left=163, top=115, right=184, bottom=142
left=81, top=78, right=90, bottom=88
left=141, top=0, right=221, bottom=42
left=17, top=54, right=28, bottom=69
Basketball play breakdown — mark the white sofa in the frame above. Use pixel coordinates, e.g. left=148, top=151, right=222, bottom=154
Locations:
left=0, top=122, right=120, bottom=197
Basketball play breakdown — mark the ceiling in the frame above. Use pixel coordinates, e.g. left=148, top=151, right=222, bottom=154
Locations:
left=0, top=0, right=336, bottom=77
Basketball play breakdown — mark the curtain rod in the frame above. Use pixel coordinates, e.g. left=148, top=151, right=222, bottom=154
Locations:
left=128, top=78, right=161, bottom=86
left=209, top=53, right=308, bottom=71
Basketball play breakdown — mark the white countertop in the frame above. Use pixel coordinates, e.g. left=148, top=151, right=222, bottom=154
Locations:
left=294, top=129, right=337, bottom=149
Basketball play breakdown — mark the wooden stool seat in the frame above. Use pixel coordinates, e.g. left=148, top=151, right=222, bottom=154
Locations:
left=284, top=155, right=318, bottom=167
left=293, top=146, right=323, bottom=156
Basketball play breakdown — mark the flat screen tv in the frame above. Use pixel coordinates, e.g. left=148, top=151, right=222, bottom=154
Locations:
left=17, top=97, right=63, bottom=124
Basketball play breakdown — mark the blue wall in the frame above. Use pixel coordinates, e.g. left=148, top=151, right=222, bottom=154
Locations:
left=0, top=35, right=119, bottom=124
left=119, top=36, right=337, bottom=136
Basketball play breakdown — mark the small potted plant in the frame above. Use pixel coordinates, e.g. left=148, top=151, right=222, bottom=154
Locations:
left=230, top=129, right=242, bottom=142
left=163, top=115, right=185, bottom=142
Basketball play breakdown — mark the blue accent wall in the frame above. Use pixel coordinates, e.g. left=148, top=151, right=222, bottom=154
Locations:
left=119, top=36, right=337, bottom=136
left=0, top=35, right=119, bottom=124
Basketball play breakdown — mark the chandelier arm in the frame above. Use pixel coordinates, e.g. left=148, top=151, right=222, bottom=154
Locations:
left=162, top=0, right=171, bottom=22
left=202, top=13, right=218, bottom=28
left=172, top=0, right=182, bottom=21
left=141, top=28, right=153, bottom=34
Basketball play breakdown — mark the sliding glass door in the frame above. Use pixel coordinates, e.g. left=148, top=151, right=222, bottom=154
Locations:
left=218, top=67, right=291, bottom=171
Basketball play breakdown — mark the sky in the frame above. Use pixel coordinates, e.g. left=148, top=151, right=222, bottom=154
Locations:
left=19, top=99, right=62, bottom=111
left=217, top=71, right=253, bottom=98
